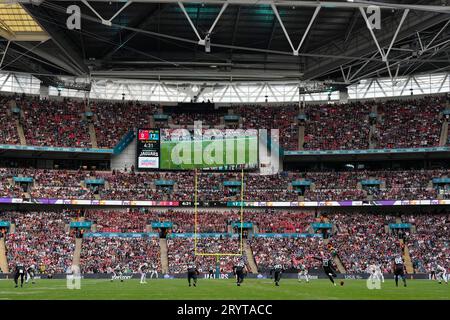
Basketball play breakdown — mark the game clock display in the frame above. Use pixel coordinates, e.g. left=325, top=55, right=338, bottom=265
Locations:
left=136, top=129, right=161, bottom=169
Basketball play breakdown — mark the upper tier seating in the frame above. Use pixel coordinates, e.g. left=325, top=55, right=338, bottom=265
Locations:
left=0, top=97, right=20, bottom=145
left=19, top=98, right=91, bottom=148
left=0, top=94, right=446, bottom=151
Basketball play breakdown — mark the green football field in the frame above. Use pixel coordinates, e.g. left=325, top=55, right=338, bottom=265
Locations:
left=160, top=137, right=258, bottom=170
left=0, top=279, right=448, bottom=300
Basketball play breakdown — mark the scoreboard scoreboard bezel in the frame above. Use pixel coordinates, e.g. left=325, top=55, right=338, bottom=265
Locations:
left=136, top=128, right=259, bottom=172
left=136, top=128, right=161, bottom=170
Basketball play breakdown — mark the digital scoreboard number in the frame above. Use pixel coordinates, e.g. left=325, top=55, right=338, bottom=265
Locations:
left=136, top=129, right=160, bottom=169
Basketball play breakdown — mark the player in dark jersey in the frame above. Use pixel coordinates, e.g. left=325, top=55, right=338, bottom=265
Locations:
left=208, top=266, right=214, bottom=279
left=393, top=256, right=407, bottom=287
left=313, top=256, right=337, bottom=286
left=187, top=263, right=199, bottom=287
left=111, top=264, right=125, bottom=282
left=14, top=263, right=25, bottom=288
left=270, top=264, right=283, bottom=286
left=233, top=262, right=247, bottom=286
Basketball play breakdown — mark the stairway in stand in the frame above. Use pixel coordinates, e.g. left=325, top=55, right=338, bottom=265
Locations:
left=298, top=125, right=305, bottom=150
left=333, top=255, right=347, bottom=274
left=88, top=124, right=98, bottom=148
left=16, top=120, right=27, bottom=146
left=368, top=124, right=377, bottom=148
left=243, top=241, right=258, bottom=273
left=72, top=238, right=83, bottom=268
left=0, top=238, right=9, bottom=273
left=439, top=119, right=448, bottom=146
left=400, top=239, right=414, bottom=274
left=159, top=238, right=169, bottom=274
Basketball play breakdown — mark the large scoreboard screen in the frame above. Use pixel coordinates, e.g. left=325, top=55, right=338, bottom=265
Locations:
left=136, top=129, right=160, bottom=169
left=136, top=128, right=258, bottom=171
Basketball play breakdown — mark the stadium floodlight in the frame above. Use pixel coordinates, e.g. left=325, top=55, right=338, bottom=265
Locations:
left=205, top=34, right=211, bottom=53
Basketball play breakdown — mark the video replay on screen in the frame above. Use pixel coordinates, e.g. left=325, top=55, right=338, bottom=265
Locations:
left=137, top=128, right=259, bottom=171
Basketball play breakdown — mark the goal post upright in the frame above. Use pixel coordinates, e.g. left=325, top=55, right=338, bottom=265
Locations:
left=194, top=168, right=198, bottom=256
left=239, top=167, right=244, bottom=256
left=194, top=167, right=245, bottom=257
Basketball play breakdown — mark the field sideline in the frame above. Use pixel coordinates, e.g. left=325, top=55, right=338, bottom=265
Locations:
left=0, top=279, right=448, bottom=300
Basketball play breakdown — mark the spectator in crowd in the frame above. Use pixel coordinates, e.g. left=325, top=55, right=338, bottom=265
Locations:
left=4, top=211, right=74, bottom=274
left=81, top=237, right=161, bottom=273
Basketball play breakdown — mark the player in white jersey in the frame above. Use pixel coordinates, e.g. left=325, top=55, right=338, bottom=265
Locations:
left=150, top=263, right=158, bottom=279
left=26, top=264, right=36, bottom=284
left=139, top=263, right=148, bottom=284
left=374, top=264, right=384, bottom=283
left=436, top=264, right=448, bottom=285
left=367, top=264, right=377, bottom=283
left=367, top=263, right=384, bottom=284
left=297, top=263, right=309, bottom=283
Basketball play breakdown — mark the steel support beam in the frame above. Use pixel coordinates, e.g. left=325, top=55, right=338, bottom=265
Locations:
left=81, top=0, right=133, bottom=26
left=0, top=40, right=11, bottom=68
left=348, top=51, right=379, bottom=81
left=14, top=42, right=82, bottom=75
left=270, top=3, right=296, bottom=55
left=19, top=0, right=450, bottom=83
left=24, top=4, right=90, bottom=76
left=271, top=3, right=321, bottom=56
left=229, top=5, right=241, bottom=56
left=101, top=4, right=167, bottom=60
left=178, top=1, right=203, bottom=43
left=178, top=1, right=228, bottom=46
left=38, top=1, right=450, bottom=13
left=402, top=39, right=450, bottom=77
left=344, top=10, right=359, bottom=44
left=206, top=1, right=228, bottom=36
left=345, top=27, right=450, bottom=83
left=424, top=19, right=450, bottom=51
left=296, top=5, right=321, bottom=53
left=359, top=7, right=386, bottom=61
left=303, top=1, right=449, bottom=80
left=385, top=9, right=409, bottom=60
left=90, top=69, right=304, bottom=81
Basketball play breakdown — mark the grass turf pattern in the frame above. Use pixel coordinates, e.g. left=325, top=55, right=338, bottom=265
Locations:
left=159, top=137, right=258, bottom=170
left=0, top=279, right=448, bottom=300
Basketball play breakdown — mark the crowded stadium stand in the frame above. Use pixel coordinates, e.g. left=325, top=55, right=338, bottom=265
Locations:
left=1, top=167, right=450, bottom=201
left=0, top=2, right=449, bottom=299
left=19, top=98, right=91, bottom=148
left=3, top=211, right=74, bottom=274
left=80, top=236, right=161, bottom=274
left=0, top=207, right=448, bottom=276
left=0, top=108, right=449, bottom=277
left=0, top=94, right=448, bottom=151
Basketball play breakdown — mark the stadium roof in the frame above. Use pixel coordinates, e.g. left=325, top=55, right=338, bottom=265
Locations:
left=0, top=0, right=449, bottom=86
left=0, top=2, right=49, bottom=41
